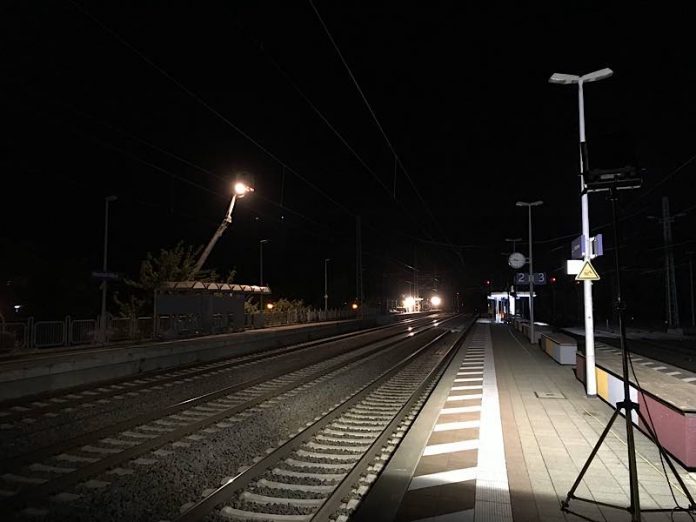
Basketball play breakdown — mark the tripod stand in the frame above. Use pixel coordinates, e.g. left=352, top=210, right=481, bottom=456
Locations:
left=561, top=184, right=696, bottom=521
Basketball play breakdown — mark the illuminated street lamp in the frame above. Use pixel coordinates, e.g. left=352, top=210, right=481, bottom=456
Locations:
left=549, top=68, right=612, bottom=397
left=351, top=303, right=359, bottom=310
left=192, top=181, right=253, bottom=276
left=516, top=201, right=543, bottom=344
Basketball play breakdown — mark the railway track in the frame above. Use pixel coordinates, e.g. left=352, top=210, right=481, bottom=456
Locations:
left=174, top=319, right=471, bottom=522
left=0, top=316, right=458, bottom=516
left=0, top=316, right=433, bottom=429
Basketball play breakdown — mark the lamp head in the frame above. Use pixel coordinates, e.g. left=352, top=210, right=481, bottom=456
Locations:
left=233, top=182, right=254, bottom=197
left=581, top=68, right=613, bottom=83
left=548, top=73, right=580, bottom=85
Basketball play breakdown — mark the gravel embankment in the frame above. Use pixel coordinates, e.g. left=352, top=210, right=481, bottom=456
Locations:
left=43, top=340, right=424, bottom=521
left=0, top=339, right=380, bottom=460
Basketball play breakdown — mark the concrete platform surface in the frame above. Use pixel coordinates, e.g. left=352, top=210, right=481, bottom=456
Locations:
left=360, top=320, right=696, bottom=521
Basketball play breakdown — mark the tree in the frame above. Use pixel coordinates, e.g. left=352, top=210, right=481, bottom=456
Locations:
left=115, top=242, right=236, bottom=317
left=270, top=298, right=305, bottom=312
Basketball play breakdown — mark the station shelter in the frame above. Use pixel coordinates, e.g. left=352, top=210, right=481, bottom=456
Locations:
left=487, top=290, right=535, bottom=324
left=155, top=281, right=271, bottom=334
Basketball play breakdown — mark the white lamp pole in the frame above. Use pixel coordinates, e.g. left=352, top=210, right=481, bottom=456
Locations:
left=260, top=239, right=268, bottom=312
left=516, top=201, right=543, bottom=344
left=100, top=195, right=117, bottom=344
left=324, top=258, right=330, bottom=313
left=549, top=68, right=612, bottom=397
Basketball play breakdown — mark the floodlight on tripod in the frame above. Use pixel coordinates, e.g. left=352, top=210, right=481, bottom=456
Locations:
left=562, top=165, right=696, bottom=521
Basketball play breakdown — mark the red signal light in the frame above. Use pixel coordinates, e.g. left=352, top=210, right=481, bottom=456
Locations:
left=550, top=276, right=557, bottom=283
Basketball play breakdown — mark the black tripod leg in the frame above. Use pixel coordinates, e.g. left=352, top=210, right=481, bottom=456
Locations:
left=635, top=409, right=696, bottom=508
left=562, top=407, right=622, bottom=509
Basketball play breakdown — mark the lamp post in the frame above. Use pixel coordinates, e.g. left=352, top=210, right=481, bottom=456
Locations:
left=259, top=239, right=268, bottom=312
left=549, top=67, right=612, bottom=397
left=505, top=237, right=523, bottom=252
left=516, top=201, right=543, bottom=344
left=192, top=181, right=253, bottom=276
left=324, top=258, right=330, bottom=314
left=99, top=195, right=117, bottom=344
left=689, top=252, right=696, bottom=327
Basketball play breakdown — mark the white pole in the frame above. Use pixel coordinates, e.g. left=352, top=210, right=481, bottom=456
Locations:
left=100, top=196, right=115, bottom=344
left=578, top=80, right=597, bottom=397
left=259, top=240, right=266, bottom=313
left=528, top=205, right=535, bottom=344
left=324, top=259, right=329, bottom=313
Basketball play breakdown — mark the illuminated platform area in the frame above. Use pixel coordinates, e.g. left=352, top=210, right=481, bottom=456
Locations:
left=487, top=291, right=535, bottom=324
left=356, top=320, right=696, bottom=521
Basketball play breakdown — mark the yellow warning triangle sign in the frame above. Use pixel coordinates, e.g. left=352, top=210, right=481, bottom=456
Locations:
left=575, top=260, right=600, bottom=281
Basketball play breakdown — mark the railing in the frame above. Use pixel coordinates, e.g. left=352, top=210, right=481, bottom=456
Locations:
left=1, top=307, right=373, bottom=352
left=70, top=319, right=97, bottom=346
left=33, top=320, right=67, bottom=349
left=0, top=321, right=28, bottom=349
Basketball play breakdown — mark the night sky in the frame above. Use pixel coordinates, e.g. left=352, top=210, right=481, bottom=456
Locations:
left=2, top=2, right=695, bottom=325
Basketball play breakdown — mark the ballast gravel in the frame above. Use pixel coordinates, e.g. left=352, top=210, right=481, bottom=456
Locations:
left=40, top=340, right=427, bottom=521
left=0, top=338, right=384, bottom=460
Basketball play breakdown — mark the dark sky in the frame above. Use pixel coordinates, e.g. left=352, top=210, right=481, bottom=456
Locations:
left=2, top=1, right=695, bottom=322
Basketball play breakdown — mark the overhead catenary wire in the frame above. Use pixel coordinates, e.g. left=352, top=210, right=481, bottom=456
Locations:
left=11, top=89, right=338, bottom=243
left=258, top=48, right=441, bottom=245
left=54, top=100, right=334, bottom=235
left=308, top=0, right=464, bottom=264
left=67, top=0, right=356, bottom=220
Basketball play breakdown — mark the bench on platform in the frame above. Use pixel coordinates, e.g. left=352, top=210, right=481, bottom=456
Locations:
left=540, top=332, right=577, bottom=365
left=520, top=322, right=550, bottom=344
left=512, top=317, right=526, bottom=332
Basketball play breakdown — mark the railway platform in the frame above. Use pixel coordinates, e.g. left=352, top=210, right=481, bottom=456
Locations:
left=357, top=319, right=696, bottom=521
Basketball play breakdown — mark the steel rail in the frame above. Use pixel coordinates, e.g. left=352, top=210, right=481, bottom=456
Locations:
left=1, top=321, right=452, bottom=511
left=175, top=317, right=471, bottom=522
left=0, top=316, right=435, bottom=422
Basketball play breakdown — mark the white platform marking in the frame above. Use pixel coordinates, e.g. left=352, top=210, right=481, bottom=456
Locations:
left=475, top=322, right=512, bottom=521
left=447, top=394, right=483, bottom=401
left=434, top=420, right=481, bottom=431
left=423, top=439, right=479, bottom=456
left=409, top=467, right=477, bottom=491
left=441, top=406, right=481, bottom=414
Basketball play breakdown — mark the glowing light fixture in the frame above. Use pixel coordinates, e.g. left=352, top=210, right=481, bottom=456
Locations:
left=266, top=303, right=274, bottom=310
left=351, top=303, right=359, bottom=310
left=403, top=296, right=416, bottom=310
left=430, top=295, right=442, bottom=307
left=234, top=181, right=253, bottom=196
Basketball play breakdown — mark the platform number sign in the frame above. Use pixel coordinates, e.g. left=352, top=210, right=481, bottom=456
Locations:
left=515, top=272, right=547, bottom=285
left=533, top=272, right=546, bottom=285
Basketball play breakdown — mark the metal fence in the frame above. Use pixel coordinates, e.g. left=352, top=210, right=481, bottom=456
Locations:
left=0, top=321, right=28, bottom=349
left=33, top=320, right=67, bottom=348
left=1, top=307, right=371, bottom=352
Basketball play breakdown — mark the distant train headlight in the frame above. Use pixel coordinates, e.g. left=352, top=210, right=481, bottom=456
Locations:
left=430, top=295, right=442, bottom=307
